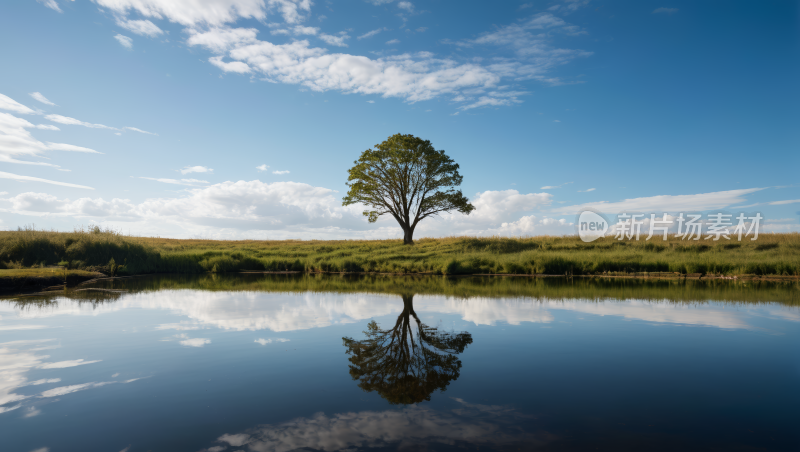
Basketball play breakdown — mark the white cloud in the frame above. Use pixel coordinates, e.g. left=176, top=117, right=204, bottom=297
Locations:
left=124, top=126, right=157, bottom=135
left=39, top=382, right=113, bottom=398
left=37, top=0, right=61, bottom=12
left=540, top=182, right=572, bottom=189
left=272, top=170, right=290, bottom=175
left=292, top=25, right=318, bottom=35
left=114, top=34, right=134, bottom=49
left=45, top=114, right=117, bottom=130
left=0, top=324, right=49, bottom=331
left=139, top=177, right=209, bottom=186
left=180, top=166, right=213, bottom=174
left=397, top=1, right=414, bottom=12
left=95, top=6, right=589, bottom=112
left=769, top=199, right=800, bottom=205
left=256, top=164, right=269, bottom=171
left=578, top=188, right=595, bottom=192
left=35, top=124, right=60, bottom=131
left=186, top=27, right=259, bottom=54
left=653, top=7, right=679, bottom=14
left=115, top=18, right=164, bottom=37
left=0, top=93, right=36, bottom=115
left=209, top=55, right=253, bottom=73
left=97, top=0, right=311, bottom=26
left=358, top=28, right=385, bottom=39
left=366, top=100, right=375, bottom=103
left=553, top=188, right=765, bottom=215
left=0, top=172, right=94, bottom=189
left=1, top=182, right=570, bottom=238
left=23, top=378, right=61, bottom=386
left=254, top=338, right=290, bottom=345
left=386, top=39, right=400, bottom=45
left=319, top=33, right=350, bottom=47
left=29, top=92, right=56, bottom=106
left=38, top=359, right=102, bottom=369
left=180, top=338, right=211, bottom=347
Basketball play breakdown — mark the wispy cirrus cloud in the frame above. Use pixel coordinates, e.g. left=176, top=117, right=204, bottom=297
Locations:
left=29, top=92, right=56, bottom=106
left=45, top=114, right=117, bottom=130
left=139, top=177, right=209, bottom=186
left=38, top=359, right=102, bottom=369
left=552, top=188, right=765, bottom=215
left=357, top=28, right=386, bottom=39
left=37, top=0, right=61, bottom=13
left=0, top=93, right=36, bottom=115
left=0, top=172, right=94, bottom=189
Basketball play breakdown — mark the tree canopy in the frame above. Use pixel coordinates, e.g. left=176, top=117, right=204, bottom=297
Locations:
left=342, top=294, right=473, bottom=405
left=343, top=134, right=474, bottom=244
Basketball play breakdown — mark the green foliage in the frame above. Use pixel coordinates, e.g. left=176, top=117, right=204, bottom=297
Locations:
left=342, top=134, right=475, bottom=244
left=342, top=294, right=472, bottom=404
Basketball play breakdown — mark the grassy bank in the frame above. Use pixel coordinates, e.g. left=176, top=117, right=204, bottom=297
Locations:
left=1, top=227, right=798, bottom=277
left=0, top=268, right=102, bottom=293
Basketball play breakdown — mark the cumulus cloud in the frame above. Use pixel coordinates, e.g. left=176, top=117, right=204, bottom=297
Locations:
left=115, top=17, right=164, bottom=37
left=0, top=182, right=573, bottom=238
left=256, top=164, right=269, bottom=171
left=397, top=1, right=414, bottom=12
left=319, top=32, right=350, bottom=47
left=272, top=170, right=290, bottom=175
left=29, top=92, right=56, bottom=106
left=180, top=166, right=213, bottom=174
left=114, top=34, right=134, bottom=49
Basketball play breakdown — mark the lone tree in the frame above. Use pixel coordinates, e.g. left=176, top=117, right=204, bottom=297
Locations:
left=343, top=134, right=475, bottom=245
left=342, top=294, right=473, bottom=405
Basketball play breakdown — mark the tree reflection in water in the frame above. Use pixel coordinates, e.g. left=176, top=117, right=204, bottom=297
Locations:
left=342, top=293, right=472, bottom=404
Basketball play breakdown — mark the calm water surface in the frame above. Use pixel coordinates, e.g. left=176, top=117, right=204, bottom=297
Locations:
left=1, top=275, right=798, bottom=451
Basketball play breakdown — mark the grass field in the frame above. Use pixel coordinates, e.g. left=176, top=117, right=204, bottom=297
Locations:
left=0, top=226, right=798, bottom=277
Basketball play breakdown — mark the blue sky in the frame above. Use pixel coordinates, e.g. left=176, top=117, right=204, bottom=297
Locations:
left=0, top=0, right=797, bottom=239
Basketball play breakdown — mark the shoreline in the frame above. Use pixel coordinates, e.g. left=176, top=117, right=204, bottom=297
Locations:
left=3, top=269, right=797, bottom=297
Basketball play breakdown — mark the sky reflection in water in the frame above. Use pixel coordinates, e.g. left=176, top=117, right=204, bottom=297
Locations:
left=0, top=275, right=798, bottom=451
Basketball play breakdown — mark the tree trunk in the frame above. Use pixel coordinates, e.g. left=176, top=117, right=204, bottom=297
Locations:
left=403, top=225, right=414, bottom=245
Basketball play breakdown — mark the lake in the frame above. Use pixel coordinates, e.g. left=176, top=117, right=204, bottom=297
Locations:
left=1, top=274, right=798, bottom=451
